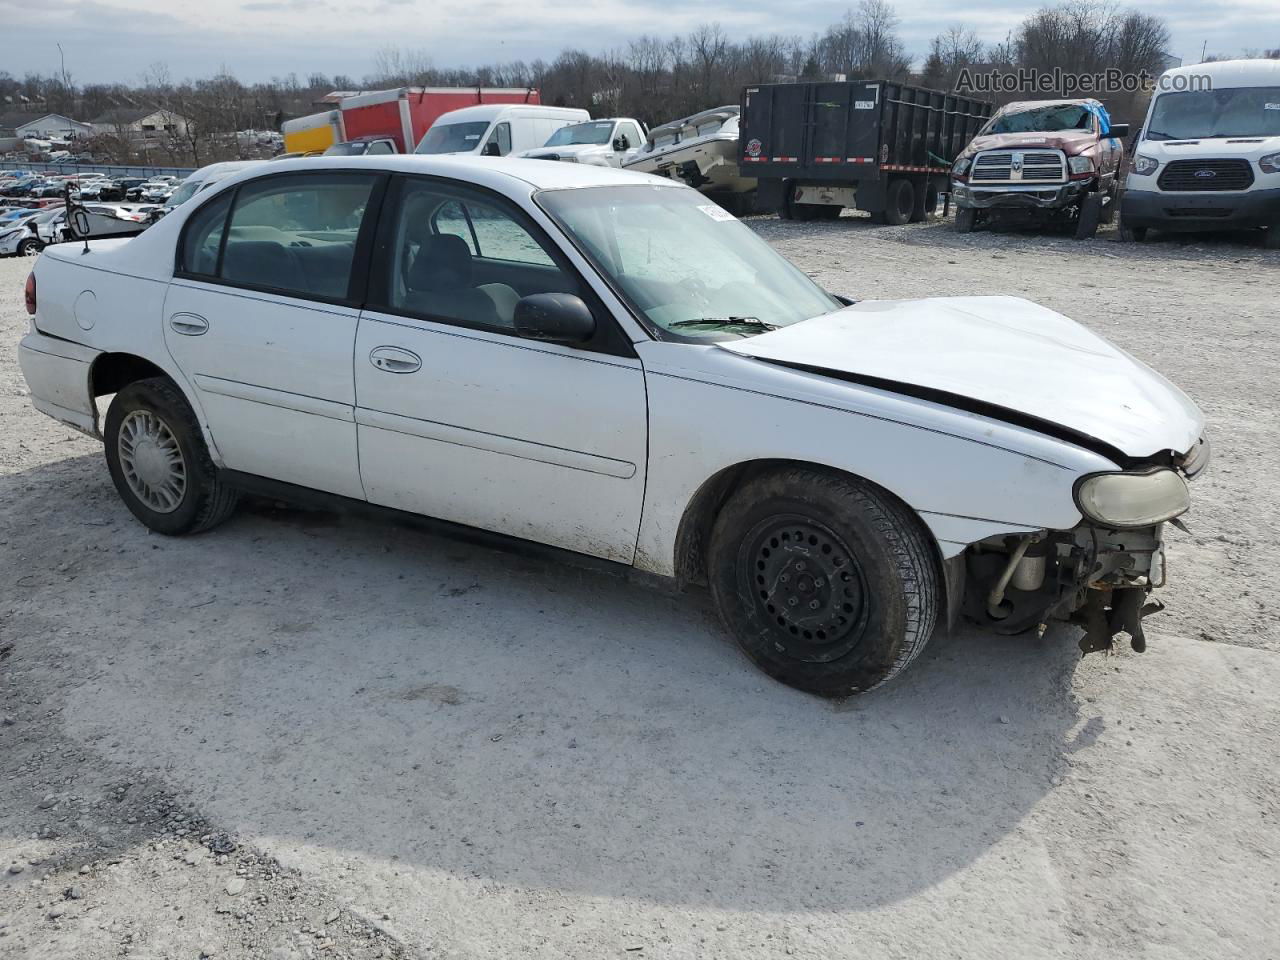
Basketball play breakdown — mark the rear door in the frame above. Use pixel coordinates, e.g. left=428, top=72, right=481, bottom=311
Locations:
left=162, top=171, right=383, bottom=499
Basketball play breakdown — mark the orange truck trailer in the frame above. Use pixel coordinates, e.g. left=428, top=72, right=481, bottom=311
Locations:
left=282, top=87, right=541, bottom=154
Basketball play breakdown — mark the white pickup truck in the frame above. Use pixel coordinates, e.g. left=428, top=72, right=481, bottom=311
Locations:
left=518, top=118, right=647, bottom=167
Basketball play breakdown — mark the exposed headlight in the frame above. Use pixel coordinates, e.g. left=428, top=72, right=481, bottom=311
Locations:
left=0, top=228, right=23, bottom=241
left=952, top=156, right=971, bottom=176
left=1131, top=154, right=1159, bottom=176
left=1075, top=468, right=1190, bottom=528
left=1068, top=156, right=1095, bottom=174
left=1260, top=152, right=1280, bottom=175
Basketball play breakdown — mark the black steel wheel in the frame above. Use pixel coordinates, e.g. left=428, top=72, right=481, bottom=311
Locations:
left=708, top=467, right=940, bottom=697
left=743, top=515, right=871, bottom=662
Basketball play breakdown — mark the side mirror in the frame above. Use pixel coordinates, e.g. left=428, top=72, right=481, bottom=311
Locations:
left=70, top=208, right=91, bottom=238
left=482, top=141, right=502, bottom=157
left=513, top=293, right=596, bottom=345
left=1108, top=123, right=1130, bottom=140
left=613, top=136, right=628, bottom=151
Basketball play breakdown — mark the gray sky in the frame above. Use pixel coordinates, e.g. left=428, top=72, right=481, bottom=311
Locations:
left=0, top=0, right=1275, bottom=85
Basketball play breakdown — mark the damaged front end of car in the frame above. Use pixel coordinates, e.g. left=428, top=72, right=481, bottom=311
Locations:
left=963, top=437, right=1209, bottom=655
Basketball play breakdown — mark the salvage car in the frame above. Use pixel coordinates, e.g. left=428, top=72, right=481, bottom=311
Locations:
left=950, top=98, right=1128, bottom=238
left=17, top=157, right=1208, bottom=696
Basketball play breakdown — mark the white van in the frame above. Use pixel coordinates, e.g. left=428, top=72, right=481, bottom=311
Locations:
left=414, top=104, right=590, bottom=157
left=1121, top=58, right=1280, bottom=247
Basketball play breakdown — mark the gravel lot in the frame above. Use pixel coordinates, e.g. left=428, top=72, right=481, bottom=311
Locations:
left=2, top=217, right=1278, bottom=960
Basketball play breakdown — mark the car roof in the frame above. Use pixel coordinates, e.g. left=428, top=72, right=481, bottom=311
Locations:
left=218, top=154, right=676, bottom=194
left=1160, top=58, right=1280, bottom=87
left=432, top=104, right=590, bottom=125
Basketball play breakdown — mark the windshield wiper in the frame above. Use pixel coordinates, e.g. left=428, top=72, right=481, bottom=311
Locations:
left=670, top=316, right=777, bottom=330
left=1144, top=129, right=1176, bottom=140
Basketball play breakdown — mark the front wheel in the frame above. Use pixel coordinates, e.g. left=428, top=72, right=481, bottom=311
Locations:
left=17, top=238, right=43, bottom=257
left=955, top=206, right=978, bottom=233
left=104, top=377, right=239, bottom=535
left=1074, top=192, right=1103, bottom=240
left=708, top=468, right=940, bottom=697
left=1264, top=224, right=1280, bottom=250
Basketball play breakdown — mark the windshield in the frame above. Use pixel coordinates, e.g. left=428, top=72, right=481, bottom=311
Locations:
left=165, top=179, right=201, bottom=207
left=415, top=121, right=491, bottom=154
left=986, top=104, right=1093, bottom=134
left=544, top=121, right=615, bottom=147
left=539, top=185, right=840, bottom=339
left=1146, top=87, right=1280, bottom=139
left=323, top=141, right=371, bottom=156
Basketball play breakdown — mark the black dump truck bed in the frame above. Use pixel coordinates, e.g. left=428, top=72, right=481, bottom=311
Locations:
left=740, top=80, right=992, bottom=222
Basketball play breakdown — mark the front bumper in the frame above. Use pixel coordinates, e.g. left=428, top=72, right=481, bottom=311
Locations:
left=1121, top=185, right=1280, bottom=230
left=952, top=179, right=1088, bottom=210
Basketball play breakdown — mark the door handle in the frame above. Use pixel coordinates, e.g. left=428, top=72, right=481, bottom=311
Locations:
left=369, top=346, right=422, bottom=374
left=169, top=313, right=209, bottom=336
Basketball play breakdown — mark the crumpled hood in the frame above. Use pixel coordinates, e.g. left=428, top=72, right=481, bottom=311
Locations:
left=721, top=296, right=1203, bottom=461
left=963, top=130, right=1098, bottom=155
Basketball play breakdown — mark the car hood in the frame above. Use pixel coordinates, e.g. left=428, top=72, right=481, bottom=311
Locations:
left=521, top=144, right=606, bottom=158
left=964, top=130, right=1098, bottom=155
left=720, top=296, right=1203, bottom=461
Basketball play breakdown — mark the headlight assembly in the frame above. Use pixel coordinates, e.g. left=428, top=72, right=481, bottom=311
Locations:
left=1074, top=468, right=1190, bottom=528
left=1259, top=152, right=1280, bottom=175
left=952, top=156, right=971, bottom=176
left=1131, top=154, right=1159, bottom=176
left=1068, top=156, right=1095, bottom=174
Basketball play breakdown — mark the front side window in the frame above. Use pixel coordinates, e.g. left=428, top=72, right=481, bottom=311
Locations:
left=486, top=122, right=512, bottom=156
left=178, top=173, right=377, bottom=301
left=416, top=121, right=490, bottom=154
left=1146, top=87, right=1280, bottom=140
left=539, top=184, right=839, bottom=340
left=374, top=178, right=577, bottom=333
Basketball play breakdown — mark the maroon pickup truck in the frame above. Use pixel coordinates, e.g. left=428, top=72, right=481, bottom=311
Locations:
left=949, top=99, right=1129, bottom=239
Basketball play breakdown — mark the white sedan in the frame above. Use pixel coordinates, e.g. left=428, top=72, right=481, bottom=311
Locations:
left=16, top=157, right=1208, bottom=696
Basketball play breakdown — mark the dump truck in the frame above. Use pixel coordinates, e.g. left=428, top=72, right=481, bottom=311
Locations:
left=740, top=80, right=992, bottom=222
left=282, top=87, right=542, bottom=155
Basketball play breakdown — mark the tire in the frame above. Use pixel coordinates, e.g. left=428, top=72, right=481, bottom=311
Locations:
left=17, top=238, right=42, bottom=257
left=910, top=180, right=937, bottom=222
left=883, top=178, right=914, bottom=226
left=1265, top=224, right=1280, bottom=250
left=818, top=204, right=842, bottom=220
left=1074, top=192, right=1103, bottom=240
left=955, top=206, right=977, bottom=233
left=104, top=376, right=239, bottom=535
left=1118, top=219, right=1148, bottom=242
left=707, top=467, right=940, bottom=697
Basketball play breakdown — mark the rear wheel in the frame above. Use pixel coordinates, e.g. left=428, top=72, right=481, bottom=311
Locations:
left=911, top=180, right=938, bottom=222
left=1265, top=224, right=1280, bottom=250
left=708, top=467, right=940, bottom=697
left=104, top=377, right=239, bottom=535
left=883, top=178, right=914, bottom=226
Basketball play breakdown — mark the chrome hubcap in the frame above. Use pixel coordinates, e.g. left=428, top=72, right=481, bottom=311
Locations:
left=118, top=410, right=186, bottom=513
left=21, top=243, right=39, bottom=257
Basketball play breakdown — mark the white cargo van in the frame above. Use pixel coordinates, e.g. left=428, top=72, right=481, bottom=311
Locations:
left=414, top=104, right=590, bottom=157
left=1121, top=59, right=1280, bottom=247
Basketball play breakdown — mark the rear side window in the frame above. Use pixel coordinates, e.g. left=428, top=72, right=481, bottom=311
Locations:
left=179, top=191, right=232, bottom=277
left=178, top=173, right=379, bottom=302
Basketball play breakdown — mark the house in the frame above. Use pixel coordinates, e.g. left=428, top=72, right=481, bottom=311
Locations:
left=91, top=107, right=191, bottom=139
left=0, top=111, right=44, bottom=137
left=14, top=113, right=93, bottom=140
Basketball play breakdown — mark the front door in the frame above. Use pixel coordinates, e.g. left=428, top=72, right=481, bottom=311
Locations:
left=162, top=171, right=382, bottom=500
left=354, top=176, right=648, bottom=562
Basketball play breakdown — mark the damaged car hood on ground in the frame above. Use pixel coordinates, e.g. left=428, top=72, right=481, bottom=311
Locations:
left=720, top=295, right=1204, bottom=461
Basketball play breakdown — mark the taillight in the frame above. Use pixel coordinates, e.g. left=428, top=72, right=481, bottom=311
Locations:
left=24, top=272, right=36, bottom=316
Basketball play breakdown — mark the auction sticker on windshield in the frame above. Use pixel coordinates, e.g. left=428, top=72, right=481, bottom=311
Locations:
left=698, top=204, right=736, bottom=222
